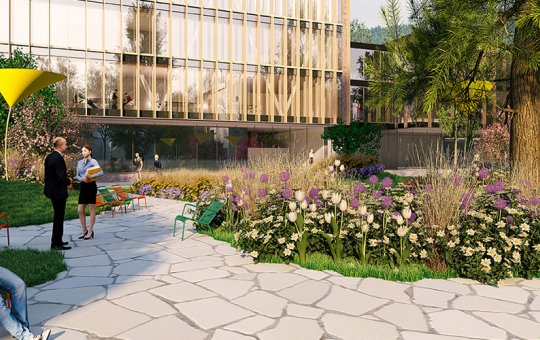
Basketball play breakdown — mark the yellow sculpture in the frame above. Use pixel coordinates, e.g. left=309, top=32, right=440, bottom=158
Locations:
left=0, top=69, right=66, bottom=180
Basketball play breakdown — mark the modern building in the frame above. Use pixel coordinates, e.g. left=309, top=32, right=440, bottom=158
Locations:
left=0, top=0, right=350, bottom=166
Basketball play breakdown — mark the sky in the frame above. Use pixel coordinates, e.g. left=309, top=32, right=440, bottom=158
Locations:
left=350, top=0, right=410, bottom=28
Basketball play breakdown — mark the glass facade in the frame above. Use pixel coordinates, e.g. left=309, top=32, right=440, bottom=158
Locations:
left=1, top=0, right=347, bottom=125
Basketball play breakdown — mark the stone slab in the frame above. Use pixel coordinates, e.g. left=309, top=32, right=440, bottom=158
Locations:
left=175, top=297, right=253, bottom=329
left=322, top=313, right=399, bottom=340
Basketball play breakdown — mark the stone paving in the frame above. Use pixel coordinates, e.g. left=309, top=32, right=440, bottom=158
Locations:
left=2, top=197, right=540, bottom=339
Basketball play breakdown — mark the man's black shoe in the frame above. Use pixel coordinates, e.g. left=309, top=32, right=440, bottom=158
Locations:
left=62, top=241, right=69, bottom=245
left=51, top=244, right=72, bottom=250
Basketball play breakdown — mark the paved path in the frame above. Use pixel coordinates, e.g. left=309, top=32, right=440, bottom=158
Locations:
left=2, top=197, right=540, bottom=340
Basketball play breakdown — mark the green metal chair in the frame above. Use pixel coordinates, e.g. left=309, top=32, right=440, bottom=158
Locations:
left=97, top=187, right=126, bottom=214
left=173, top=198, right=226, bottom=240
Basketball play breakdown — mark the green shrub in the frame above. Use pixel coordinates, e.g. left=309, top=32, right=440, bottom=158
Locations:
left=321, top=121, right=382, bottom=156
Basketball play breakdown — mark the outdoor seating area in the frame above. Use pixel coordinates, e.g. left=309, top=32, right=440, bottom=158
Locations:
left=96, top=185, right=147, bottom=218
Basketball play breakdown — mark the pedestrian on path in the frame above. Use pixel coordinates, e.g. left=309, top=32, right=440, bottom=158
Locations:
left=75, top=144, right=103, bottom=240
left=133, top=153, right=143, bottom=181
left=44, top=137, right=72, bottom=251
left=0, top=267, right=51, bottom=340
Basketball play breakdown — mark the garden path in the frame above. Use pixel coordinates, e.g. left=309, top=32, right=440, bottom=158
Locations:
left=1, top=197, right=540, bottom=340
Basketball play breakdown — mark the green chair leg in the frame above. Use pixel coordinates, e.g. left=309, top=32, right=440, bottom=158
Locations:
left=181, top=221, right=186, bottom=241
left=173, top=219, right=177, bottom=237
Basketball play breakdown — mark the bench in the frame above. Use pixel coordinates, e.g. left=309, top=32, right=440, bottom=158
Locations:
left=173, top=198, right=226, bottom=241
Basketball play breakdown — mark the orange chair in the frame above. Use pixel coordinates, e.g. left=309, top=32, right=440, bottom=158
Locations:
left=0, top=212, right=10, bottom=246
left=111, top=185, right=147, bottom=210
left=96, top=194, right=122, bottom=218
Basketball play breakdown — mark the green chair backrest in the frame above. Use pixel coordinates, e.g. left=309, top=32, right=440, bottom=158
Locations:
left=102, top=193, right=118, bottom=203
left=197, top=199, right=225, bottom=225
left=97, top=187, right=110, bottom=195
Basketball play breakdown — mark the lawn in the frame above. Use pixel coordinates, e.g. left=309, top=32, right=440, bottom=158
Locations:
left=198, top=228, right=458, bottom=282
left=0, top=180, right=81, bottom=227
left=0, top=248, right=67, bottom=287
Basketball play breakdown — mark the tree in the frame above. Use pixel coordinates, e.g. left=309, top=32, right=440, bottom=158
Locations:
left=366, top=0, right=540, bottom=182
left=321, top=121, right=382, bottom=156
left=350, top=19, right=375, bottom=43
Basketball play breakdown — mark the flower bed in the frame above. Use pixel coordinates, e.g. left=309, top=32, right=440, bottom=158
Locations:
left=196, top=164, right=539, bottom=285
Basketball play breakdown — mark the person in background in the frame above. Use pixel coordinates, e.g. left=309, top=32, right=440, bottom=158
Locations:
left=75, top=144, right=103, bottom=240
left=0, top=267, right=51, bottom=340
left=111, top=89, right=118, bottom=110
left=133, top=153, right=143, bottom=181
left=44, top=137, right=72, bottom=251
left=153, top=154, right=163, bottom=172
left=308, top=149, right=314, bottom=165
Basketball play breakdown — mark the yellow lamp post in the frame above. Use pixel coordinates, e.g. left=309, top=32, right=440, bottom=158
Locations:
left=0, top=69, right=66, bottom=180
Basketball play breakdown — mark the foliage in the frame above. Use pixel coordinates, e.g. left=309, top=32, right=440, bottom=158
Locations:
left=131, top=174, right=219, bottom=202
left=343, top=163, right=385, bottom=180
left=350, top=19, right=411, bottom=44
left=321, top=121, right=382, bottom=156
left=474, top=121, right=510, bottom=165
left=0, top=248, right=67, bottom=287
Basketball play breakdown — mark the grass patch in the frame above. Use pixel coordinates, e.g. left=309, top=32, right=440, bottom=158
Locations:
left=0, top=180, right=81, bottom=227
left=198, top=228, right=458, bottom=282
left=0, top=248, right=67, bottom=287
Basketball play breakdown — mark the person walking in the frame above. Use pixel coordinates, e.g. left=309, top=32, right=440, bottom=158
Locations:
left=75, top=144, right=103, bottom=240
left=44, top=137, right=72, bottom=251
left=133, top=153, right=143, bottom=181
left=0, top=267, right=51, bottom=340
left=153, top=154, right=163, bottom=172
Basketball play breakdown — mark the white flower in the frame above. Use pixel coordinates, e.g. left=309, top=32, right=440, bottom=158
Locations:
left=309, top=203, right=317, bottom=212
left=464, top=247, right=474, bottom=257
left=321, top=190, right=330, bottom=199
left=512, top=238, right=522, bottom=246
left=237, top=199, right=244, bottom=207
left=520, top=223, right=530, bottom=232
left=324, top=212, right=334, bottom=224
left=383, top=236, right=390, bottom=244
left=420, top=249, right=428, bottom=258
left=436, top=230, right=445, bottom=237
left=409, top=233, right=418, bottom=243
left=300, top=200, right=308, bottom=210
left=366, top=213, right=374, bottom=224
left=496, top=220, right=506, bottom=229
left=278, top=237, right=286, bottom=244
left=494, top=254, right=502, bottom=263
left=291, top=233, right=299, bottom=241
left=402, top=207, right=412, bottom=220
left=466, top=229, right=475, bottom=236
left=289, top=202, right=297, bottom=211
left=487, top=247, right=497, bottom=257
left=339, top=200, right=348, bottom=212
left=328, top=165, right=335, bottom=172
left=512, top=251, right=521, bottom=263
left=397, top=226, right=409, bottom=237
left=287, top=211, right=298, bottom=223
left=369, top=239, right=379, bottom=247
left=339, top=164, right=345, bottom=172
left=481, top=258, right=491, bottom=267
left=250, top=251, right=259, bottom=258
left=404, top=192, right=414, bottom=203
left=395, top=215, right=405, bottom=226
left=283, top=248, right=292, bottom=256
left=359, top=205, right=368, bottom=216
left=331, top=193, right=341, bottom=205
left=295, top=190, right=305, bottom=202
left=334, top=159, right=341, bottom=167
left=361, top=223, right=369, bottom=233
left=426, top=237, right=434, bottom=244
left=287, top=243, right=295, bottom=250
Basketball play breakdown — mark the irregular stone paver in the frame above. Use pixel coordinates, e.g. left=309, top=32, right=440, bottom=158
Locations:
left=258, top=273, right=307, bottom=291
left=233, top=291, right=288, bottom=317
left=258, top=317, right=323, bottom=340
left=8, top=196, right=540, bottom=340
left=224, top=315, right=275, bottom=334
left=113, top=292, right=177, bottom=317
left=357, top=278, right=410, bottom=303
left=429, top=310, right=507, bottom=339
left=413, top=287, right=456, bottom=308
left=322, top=313, right=399, bottom=340
left=175, top=297, right=253, bottom=329
left=452, top=295, right=525, bottom=313
left=474, top=312, right=540, bottom=339
left=47, top=300, right=150, bottom=338
left=317, top=286, right=388, bottom=315
left=117, top=315, right=207, bottom=340
left=374, top=303, right=429, bottom=332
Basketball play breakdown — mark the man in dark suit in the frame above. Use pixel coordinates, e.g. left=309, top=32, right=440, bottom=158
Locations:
left=44, top=137, right=72, bottom=250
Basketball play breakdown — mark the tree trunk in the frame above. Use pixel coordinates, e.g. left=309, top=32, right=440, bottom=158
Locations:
left=510, top=22, right=540, bottom=186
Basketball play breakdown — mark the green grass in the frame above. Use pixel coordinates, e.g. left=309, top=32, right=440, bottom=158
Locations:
left=0, top=180, right=81, bottom=227
left=198, top=228, right=458, bottom=282
left=0, top=248, right=67, bottom=287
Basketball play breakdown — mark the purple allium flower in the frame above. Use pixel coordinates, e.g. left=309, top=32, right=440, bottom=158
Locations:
left=222, top=175, right=229, bottom=183
left=381, top=195, right=393, bottom=207
left=231, top=204, right=238, bottom=212
left=381, top=177, right=393, bottom=189
left=350, top=198, right=360, bottom=208
left=484, top=185, right=497, bottom=194
left=392, top=211, right=401, bottom=217
left=372, top=190, right=382, bottom=199
left=530, top=195, right=540, bottom=206
left=493, top=198, right=508, bottom=210
left=226, top=186, right=233, bottom=193
left=506, top=215, right=514, bottom=225
left=369, top=175, right=379, bottom=185
left=411, top=188, right=418, bottom=195
left=282, top=187, right=292, bottom=199
left=279, top=171, right=290, bottom=183
left=494, top=180, right=506, bottom=192
left=478, top=168, right=489, bottom=180
left=260, top=173, right=269, bottom=183
left=257, top=188, right=267, bottom=198
left=354, top=183, right=366, bottom=194
left=305, top=197, right=312, bottom=204
left=408, top=212, right=417, bottom=224
left=460, top=189, right=475, bottom=211
left=309, top=187, right=319, bottom=197
left=424, top=184, right=433, bottom=191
